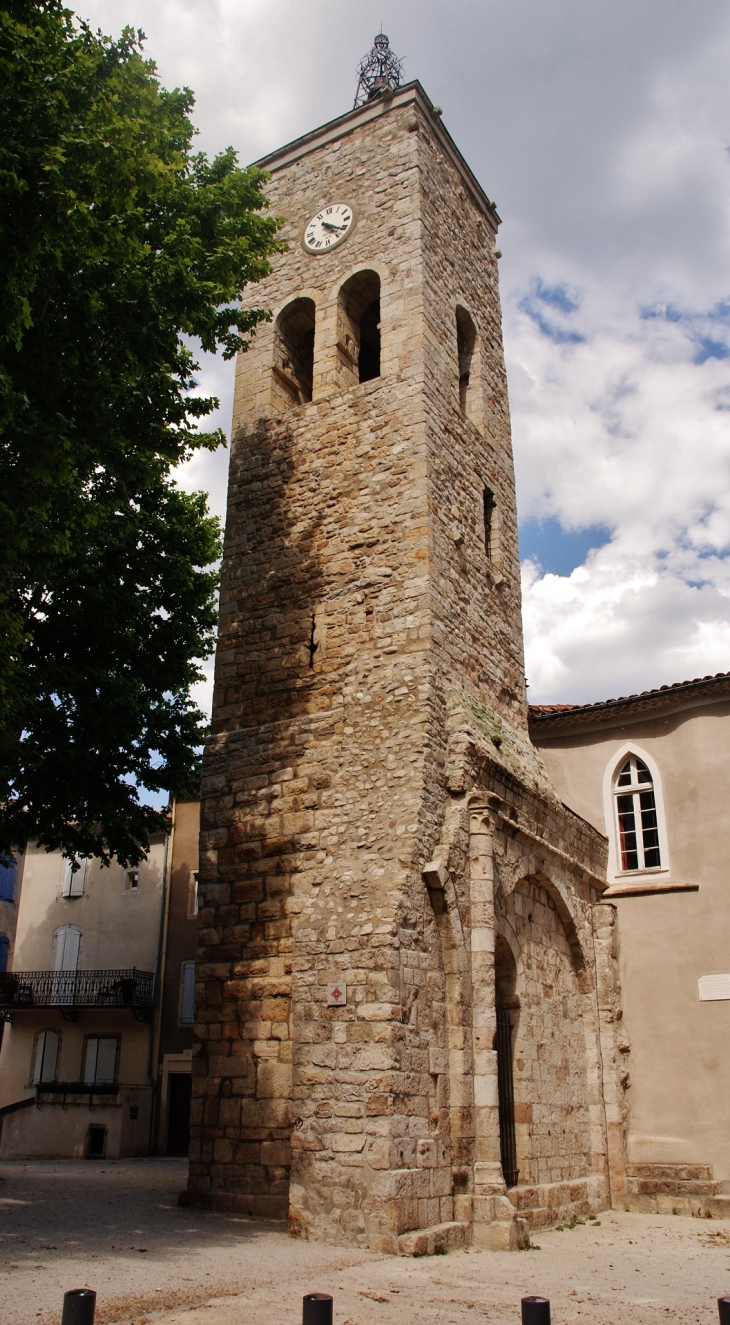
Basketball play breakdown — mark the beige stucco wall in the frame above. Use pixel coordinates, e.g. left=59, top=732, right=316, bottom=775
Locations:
left=533, top=699, right=730, bottom=1182
left=11, top=840, right=165, bottom=972
left=0, top=1009, right=153, bottom=1157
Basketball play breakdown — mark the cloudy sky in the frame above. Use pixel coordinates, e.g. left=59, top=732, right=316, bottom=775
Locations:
left=85, top=0, right=730, bottom=706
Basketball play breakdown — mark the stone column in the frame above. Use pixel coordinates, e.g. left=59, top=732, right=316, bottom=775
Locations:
left=469, top=808, right=519, bottom=1249
left=593, top=902, right=628, bottom=1203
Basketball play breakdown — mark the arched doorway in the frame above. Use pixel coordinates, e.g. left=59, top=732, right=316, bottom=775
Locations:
left=498, top=877, right=592, bottom=1189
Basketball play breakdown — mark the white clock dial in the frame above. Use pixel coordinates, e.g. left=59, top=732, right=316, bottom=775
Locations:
left=303, top=203, right=354, bottom=254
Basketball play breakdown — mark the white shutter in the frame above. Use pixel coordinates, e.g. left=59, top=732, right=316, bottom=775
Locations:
left=180, top=962, right=196, bottom=1024
left=32, top=1034, right=45, bottom=1084
left=52, top=925, right=81, bottom=971
left=62, top=859, right=86, bottom=898
left=84, top=1038, right=98, bottom=1085
left=33, top=1030, right=59, bottom=1084
left=95, top=1039, right=117, bottom=1084
left=84, top=1037, right=117, bottom=1085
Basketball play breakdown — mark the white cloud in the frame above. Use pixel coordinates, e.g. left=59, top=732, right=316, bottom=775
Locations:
left=80, top=0, right=730, bottom=707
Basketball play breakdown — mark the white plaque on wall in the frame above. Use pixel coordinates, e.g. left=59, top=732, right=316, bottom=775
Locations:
left=698, top=974, right=730, bottom=1002
left=326, top=982, right=347, bottom=1007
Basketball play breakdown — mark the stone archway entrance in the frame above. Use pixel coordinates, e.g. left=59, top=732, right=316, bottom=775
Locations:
left=498, top=877, right=593, bottom=1197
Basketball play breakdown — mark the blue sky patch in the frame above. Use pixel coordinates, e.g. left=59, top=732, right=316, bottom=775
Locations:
left=641, top=299, right=730, bottom=363
left=520, top=517, right=612, bottom=576
left=519, top=278, right=585, bottom=344
left=694, top=336, right=730, bottom=365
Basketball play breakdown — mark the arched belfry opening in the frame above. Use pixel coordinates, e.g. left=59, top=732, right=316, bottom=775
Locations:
left=337, top=271, right=381, bottom=387
left=456, top=305, right=480, bottom=424
left=495, top=934, right=520, bottom=1188
left=273, top=297, right=316, bottom=406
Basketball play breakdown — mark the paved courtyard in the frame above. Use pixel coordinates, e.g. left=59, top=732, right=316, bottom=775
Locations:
left=2, top=1159, right=730, bottom=1325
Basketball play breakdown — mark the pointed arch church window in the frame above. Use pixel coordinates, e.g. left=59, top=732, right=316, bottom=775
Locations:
left=614, top=754, right=661, bottom=871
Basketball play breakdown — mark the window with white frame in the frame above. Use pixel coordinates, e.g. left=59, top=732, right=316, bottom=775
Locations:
left=61, top=858, right=86, bottom=898
left=180, top=962, right=196, bottom=1024
left=614, top=754, right=662, bottom=872
left=32, top=1029, right=60, bottom=1084
left=83, top=1036, right=119, bottom=1086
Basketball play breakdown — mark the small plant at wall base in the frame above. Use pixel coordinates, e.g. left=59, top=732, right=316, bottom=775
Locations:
left=0, top=0, right=283, bottom=865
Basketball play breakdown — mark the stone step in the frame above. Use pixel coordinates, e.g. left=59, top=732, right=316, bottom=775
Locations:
left=707, top=1196, right=730, bottom=1219
left=626, top=1163, right=715, bottom=1182
left=627, top=1177, right=720, bottom=1197
left=398, top=1221, right=469, bottom=1257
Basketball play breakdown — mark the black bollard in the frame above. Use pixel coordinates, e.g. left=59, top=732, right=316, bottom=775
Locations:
left=718, top=1298, right=730, bottom=1325
left=303, top=1293, right=333, bottom=1325
left=521, top=1296, right=550, bottom=1325
left=61, top=1289, right=96, bottom=1325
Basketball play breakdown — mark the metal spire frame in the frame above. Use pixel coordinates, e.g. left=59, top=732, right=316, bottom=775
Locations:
left=353, top=33, right=404, bottom=108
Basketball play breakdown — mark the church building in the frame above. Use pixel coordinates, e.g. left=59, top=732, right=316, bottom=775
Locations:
left=185, top=38, right=629, bottom=1252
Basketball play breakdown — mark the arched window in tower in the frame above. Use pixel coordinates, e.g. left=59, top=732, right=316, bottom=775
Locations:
left=337, top=271, right=381, bottom=386
left=272, top=298, right=316, bottom=407
left=614, top=753, right=662, bottom=871
left=456, top=305, right=479, bottom=422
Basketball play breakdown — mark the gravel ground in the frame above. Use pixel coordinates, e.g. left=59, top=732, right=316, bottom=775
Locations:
left=2, top=1159, right=730, bottom=1325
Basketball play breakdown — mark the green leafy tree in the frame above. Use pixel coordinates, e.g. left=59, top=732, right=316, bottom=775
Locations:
left=0, top=0, right=282, bottom=864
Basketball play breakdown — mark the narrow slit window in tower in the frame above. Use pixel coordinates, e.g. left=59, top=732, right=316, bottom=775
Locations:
left=484, top=487, right=496, bottom=559
left=456, top=305, right=477, bottom=415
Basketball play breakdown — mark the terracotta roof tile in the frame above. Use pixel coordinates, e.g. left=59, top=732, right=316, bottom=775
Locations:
left=529, top=670, right=730, bottom=727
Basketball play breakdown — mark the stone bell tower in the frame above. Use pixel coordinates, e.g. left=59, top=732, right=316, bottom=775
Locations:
left=187, top=38, right=627, bottom=1251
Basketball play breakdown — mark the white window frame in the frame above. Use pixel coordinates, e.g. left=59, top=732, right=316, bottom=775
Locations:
left=61, top=858, right=87, bottom=898
left=602, top=742, right=670, bottom=884
left=124, top=869, right=140, bottom=893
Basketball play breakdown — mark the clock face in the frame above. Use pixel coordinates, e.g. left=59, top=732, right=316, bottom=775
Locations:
left=303, top=203, right=354, bottom=254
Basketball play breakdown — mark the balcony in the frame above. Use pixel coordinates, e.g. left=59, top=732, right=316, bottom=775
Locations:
left=0, top=969, right=155, bottom=1022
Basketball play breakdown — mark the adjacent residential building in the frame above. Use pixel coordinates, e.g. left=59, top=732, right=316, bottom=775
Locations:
left=0, top=800, right=199, bottom=1160
left=152, top=799, right=199, bottom=1155
left=530, top=672, right=730, bottom=1213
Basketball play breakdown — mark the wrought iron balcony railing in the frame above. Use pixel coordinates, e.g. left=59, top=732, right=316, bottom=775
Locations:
left=0, top=968, right=154, bottom=1014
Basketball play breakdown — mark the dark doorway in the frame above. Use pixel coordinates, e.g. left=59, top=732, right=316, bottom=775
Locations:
left=495, top=1009, right=518, bottom=1187
left=86, top=1124, right=107, bottom=1158
left=358, top=299, right=381, bottom=382
left=495, top=933, right=519, bottom=1188
left=167, top=1073, right=192, bottom=1155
